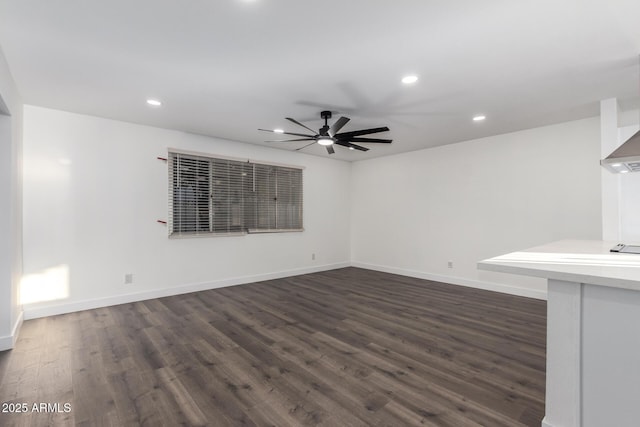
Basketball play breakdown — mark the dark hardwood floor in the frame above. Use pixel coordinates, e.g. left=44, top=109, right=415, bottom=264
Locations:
left=0, top=267, right=546, bottom=426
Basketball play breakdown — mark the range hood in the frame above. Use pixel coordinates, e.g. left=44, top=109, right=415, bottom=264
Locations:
left=601, top=129, right=640, bottom=173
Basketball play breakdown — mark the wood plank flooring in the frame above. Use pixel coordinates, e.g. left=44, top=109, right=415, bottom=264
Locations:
left=0, top=267, right=546, bottom=426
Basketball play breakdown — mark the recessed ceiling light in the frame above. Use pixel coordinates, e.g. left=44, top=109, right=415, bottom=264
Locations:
left=473, top=115, right=486, bottom=122
left=349, top=147, right=355, bottom=150
left=401, top=75, right=418, bottom=84
left=146, top=99, right=162, bottom=107
left=274, top=128, right=284, bottom=134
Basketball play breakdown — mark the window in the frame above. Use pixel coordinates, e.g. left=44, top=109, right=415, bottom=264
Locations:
left=168, top=150, right=303, bottom=237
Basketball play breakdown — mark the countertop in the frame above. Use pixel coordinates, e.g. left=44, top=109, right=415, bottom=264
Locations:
left=478, top=240, right=640, bottom=291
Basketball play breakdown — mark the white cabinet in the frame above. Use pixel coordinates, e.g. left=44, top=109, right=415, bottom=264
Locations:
left=479, top=240, right=640, bottom=427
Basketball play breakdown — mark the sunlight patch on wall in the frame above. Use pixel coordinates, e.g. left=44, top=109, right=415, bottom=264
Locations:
left=24, top=156, right=72, bottom=182
left=20, top=264, right=70, bottom=304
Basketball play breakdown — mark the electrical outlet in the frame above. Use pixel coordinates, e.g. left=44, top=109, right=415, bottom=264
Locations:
left=312, top=253, right=316, bottom=261
left=447, top=261, right=453, bottom=269
left=124, top=273, right=134, bottom=284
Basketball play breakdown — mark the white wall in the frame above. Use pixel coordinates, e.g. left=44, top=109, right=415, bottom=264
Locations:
left=0, top=45, right=23, bottom=350
left=22, top=106, right=351, bottom=318
left=600, top=99, right=622, bottom=241
left=19, top=106, right=607, bottom=318
left=351, top=118, right=602, bottom=298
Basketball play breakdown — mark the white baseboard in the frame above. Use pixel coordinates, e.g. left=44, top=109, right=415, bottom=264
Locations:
left=0, top=309, right=24, bottom=351
left=351, top=261, right=547, bottom=300
left=23, top=262, right=351, bottom=320
left=22, top=260, right=545, bottom=320
left=541, top=417, right=552, bottom=427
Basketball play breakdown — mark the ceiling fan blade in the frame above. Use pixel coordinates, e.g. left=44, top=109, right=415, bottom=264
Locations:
left=295, top=142, right=318, bottom=151
left=266, top=138, right=316, bottom=142
left=348, top=137, right=393, bottom=143
left=258, top=129, right=315, bottom=138
left=326, top=145, right=335, bottom=155
left=335, top=126, right=390, bottom=139
left=285, top=117, right=317, bottom=134
left=335, top=141, right=369, bottom=151
left=328, top=116, right=350, bottom=137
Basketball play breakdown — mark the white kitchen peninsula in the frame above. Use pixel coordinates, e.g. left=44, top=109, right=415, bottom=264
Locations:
left=479, top=240, right=640, bottom=427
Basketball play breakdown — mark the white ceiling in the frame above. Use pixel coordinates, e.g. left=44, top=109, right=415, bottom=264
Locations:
left=1, top=0, right=639, bottom=161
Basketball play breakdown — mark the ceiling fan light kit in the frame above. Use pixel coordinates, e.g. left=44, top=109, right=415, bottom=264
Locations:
left=259, top=110, right=392, bottom=155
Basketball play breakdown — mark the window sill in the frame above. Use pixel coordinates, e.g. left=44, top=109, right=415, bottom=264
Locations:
left=247, top=228, right=304, bottom=234
left=169, top=231, right=247, bottom=239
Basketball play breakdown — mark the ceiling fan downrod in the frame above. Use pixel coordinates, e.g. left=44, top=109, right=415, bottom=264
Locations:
left=320, top=110, right=332, bottom=135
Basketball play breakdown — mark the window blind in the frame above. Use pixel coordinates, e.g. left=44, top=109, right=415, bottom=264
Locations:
left=247, top=164, right=303, bottom=232
left=168, top=151, right=303, bottom=237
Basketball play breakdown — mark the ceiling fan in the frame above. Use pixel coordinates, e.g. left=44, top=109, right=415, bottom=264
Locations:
left=259, top=110, right=392, bottom=154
